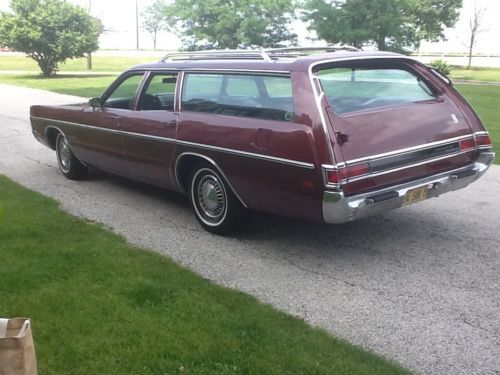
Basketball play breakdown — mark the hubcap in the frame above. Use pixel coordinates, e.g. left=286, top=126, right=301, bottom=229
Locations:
left=196, top=174, right=226, bottom=223
left=57, top=136, right=71, bottom=172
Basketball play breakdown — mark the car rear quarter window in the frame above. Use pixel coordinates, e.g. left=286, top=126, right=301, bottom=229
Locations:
left=318, top=67, right=436, bottom=115
left=181, top=73, right=295, bottom=122
left=262, top=76, right=293, bottom=98
left=225, top=76, right=259, bottom=97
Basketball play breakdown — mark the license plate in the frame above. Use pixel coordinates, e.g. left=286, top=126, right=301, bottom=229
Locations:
left=402, top=186, right=428, bottom=206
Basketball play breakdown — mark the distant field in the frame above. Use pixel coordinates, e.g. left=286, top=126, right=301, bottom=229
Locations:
left=0, top=55, right=159, bottom=72
left=1, top=55, right=500, bottom=83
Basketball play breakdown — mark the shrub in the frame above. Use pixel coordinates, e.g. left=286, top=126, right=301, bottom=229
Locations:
left=0, top=0, right=101, bottom=76
left=430, top=60, right=452, bottom=76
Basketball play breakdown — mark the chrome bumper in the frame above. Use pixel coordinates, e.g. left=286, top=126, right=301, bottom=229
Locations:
left=323, top=152, right=495, bottom=224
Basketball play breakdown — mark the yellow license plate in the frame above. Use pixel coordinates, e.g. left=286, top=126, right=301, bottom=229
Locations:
left=402, top=186, right=428, bottom=206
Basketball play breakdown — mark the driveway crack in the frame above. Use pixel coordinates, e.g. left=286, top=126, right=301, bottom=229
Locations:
left=286, top=257, right=361, bottom=288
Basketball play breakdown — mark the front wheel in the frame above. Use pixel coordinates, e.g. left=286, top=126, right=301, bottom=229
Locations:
left=189, top=164, right=244, bottom=235
left=56, top=133, right=88, bottom=180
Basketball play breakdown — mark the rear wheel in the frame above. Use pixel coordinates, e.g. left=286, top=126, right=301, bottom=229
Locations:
left=189, top=164, right=244, bottom=234
left=56, top=133, right=87, bottom=180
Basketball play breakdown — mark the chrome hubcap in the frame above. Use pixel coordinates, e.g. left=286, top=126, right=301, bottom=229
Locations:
left=197, top=175, right=226, bottom=222
left=57, top=136, right=71, bottom=172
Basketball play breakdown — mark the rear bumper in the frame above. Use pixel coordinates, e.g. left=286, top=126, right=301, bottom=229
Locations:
left=322, top=151, right=495, bottom=224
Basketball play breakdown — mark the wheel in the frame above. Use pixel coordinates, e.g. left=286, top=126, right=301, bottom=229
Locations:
left=55, top=133, right=88, bottom=180
left=189, top=164, right=244, bottom=234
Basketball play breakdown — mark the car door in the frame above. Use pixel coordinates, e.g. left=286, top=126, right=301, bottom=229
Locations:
left=120, top=71, right=179, bottom=188
left=80, top=72, right=145, bottom=175
left=176, top=72, right=319, bottom=220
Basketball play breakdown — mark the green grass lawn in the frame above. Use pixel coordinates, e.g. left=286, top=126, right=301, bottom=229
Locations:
left=0, top=74, right=116, bottom=97
left=0, top=175, right=409, bottom=374
left=451, top=67, right=500, bottom=83
left=456, top=84, right=499, bottom=159
left=0, top=55, right=160, bottom=72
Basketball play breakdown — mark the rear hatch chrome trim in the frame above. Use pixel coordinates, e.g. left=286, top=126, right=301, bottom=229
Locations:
left=323, top=151, right=495, bottom=223
left=322, top=131, right=490, bottom=188
left=343, top=133, right=477, bottom=165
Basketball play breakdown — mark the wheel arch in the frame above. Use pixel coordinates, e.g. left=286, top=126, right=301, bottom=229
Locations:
left=175, top=152, right=248, bottom=208
left=46, top=126, right=88, bottom=167
left=45, top=126, right=63, bottom=150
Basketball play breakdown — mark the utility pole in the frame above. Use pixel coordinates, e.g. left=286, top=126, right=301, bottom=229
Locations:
left=87, top=0, right=92, bottom=70
left=136, top=0, right=140, bottom=50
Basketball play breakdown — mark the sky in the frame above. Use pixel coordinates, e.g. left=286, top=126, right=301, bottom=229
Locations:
left=1, top=0, right=499, bottom=53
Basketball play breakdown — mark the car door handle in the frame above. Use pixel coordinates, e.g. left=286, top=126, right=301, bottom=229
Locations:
left=167, top=120, right=177, bottom=126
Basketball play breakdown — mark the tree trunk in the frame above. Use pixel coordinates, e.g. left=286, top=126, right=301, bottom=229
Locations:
left=467, top=34, right=475, bottom=70
left=153, top=31, right=157, bottom=50
left=376, top=37, right=387, bottom=51
left=36, top=57, right=56, bottom=77
left=87, top=52, right=92, bottom=70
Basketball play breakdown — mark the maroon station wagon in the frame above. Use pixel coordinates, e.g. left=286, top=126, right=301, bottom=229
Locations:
left=30, top=48, right=495, bottom=234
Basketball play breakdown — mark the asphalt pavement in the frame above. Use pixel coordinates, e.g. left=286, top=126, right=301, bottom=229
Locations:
left=0, top=84, right=499, bottom=375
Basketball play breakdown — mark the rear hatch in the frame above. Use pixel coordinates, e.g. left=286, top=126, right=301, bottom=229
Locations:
left=317, top=59, right=476, bottom=196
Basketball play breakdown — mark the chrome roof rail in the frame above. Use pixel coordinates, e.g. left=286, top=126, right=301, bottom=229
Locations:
left=160, top=50, right=272, bottom=62
left=265, top=45, right=359, bottom=57
left=159, top=46, right=359, bottom=62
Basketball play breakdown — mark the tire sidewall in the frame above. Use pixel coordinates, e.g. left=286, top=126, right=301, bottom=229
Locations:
left=56, top=133, right=71, bottom=176
left=55, top=132, right=87, bottom=180
left=189, top=164, right=241, bottom=234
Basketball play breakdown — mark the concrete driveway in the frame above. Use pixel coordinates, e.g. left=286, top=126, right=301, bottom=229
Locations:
left=0, top=84, right=499, bottom=375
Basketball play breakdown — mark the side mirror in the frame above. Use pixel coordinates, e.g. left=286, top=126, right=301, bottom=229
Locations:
left=89, top=97, right=102, bottom=109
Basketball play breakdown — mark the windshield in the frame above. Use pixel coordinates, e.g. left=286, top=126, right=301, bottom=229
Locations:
left=318, top=66, right=436, bottom=115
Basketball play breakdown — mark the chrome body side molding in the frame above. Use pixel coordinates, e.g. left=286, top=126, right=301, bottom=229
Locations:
left=31, top=116, right=315, bottom=170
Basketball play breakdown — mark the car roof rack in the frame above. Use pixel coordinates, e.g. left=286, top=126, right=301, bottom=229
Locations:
left=160, top=50, right=273, bottom=62
left=265, top=45, right=359, bottom=57
left=159, top=45, right=359, bottom=62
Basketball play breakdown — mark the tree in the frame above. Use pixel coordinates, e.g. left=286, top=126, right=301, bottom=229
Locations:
left=0, top=0, right=101, bottom=76
left=465, top=1, right=487, bottom=70
left=165, top=0, right=297, bottom=50
left=303, top=0, right=462, bottom=52
left=142, top=0, right=170, bottom=50
left=85, top=0, right=105, bottom=70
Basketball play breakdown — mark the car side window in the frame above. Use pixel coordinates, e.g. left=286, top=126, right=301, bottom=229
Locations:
left=181, top=73, right=295, bottom=122
left=138, top=73, right=177, bottom=111
left=183, top=74, right=224, bottom=103
left=103, top=74, right=144, bottom=110
left=225, top=76, right=259, bottom=97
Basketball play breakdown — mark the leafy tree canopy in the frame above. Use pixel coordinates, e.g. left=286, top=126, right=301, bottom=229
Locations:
left=0, top=0, right=101, bottom=76
left=142, top=0, right=170, bottom=49
left=303, top=0, right=462, bottom=51
left=165, top=0, right=297, bottom=50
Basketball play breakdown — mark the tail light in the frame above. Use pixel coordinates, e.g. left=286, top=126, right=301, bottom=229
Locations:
left=476, top=134, right=492, bottom=148
left=459, top=138, right=475, bottom=151
left=326, top=162, right=370, bottom=185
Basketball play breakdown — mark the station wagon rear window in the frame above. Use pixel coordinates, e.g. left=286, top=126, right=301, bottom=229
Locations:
left=318, top=67, right=436, bottom=115
left=182, top=73, right=295, bottom=122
